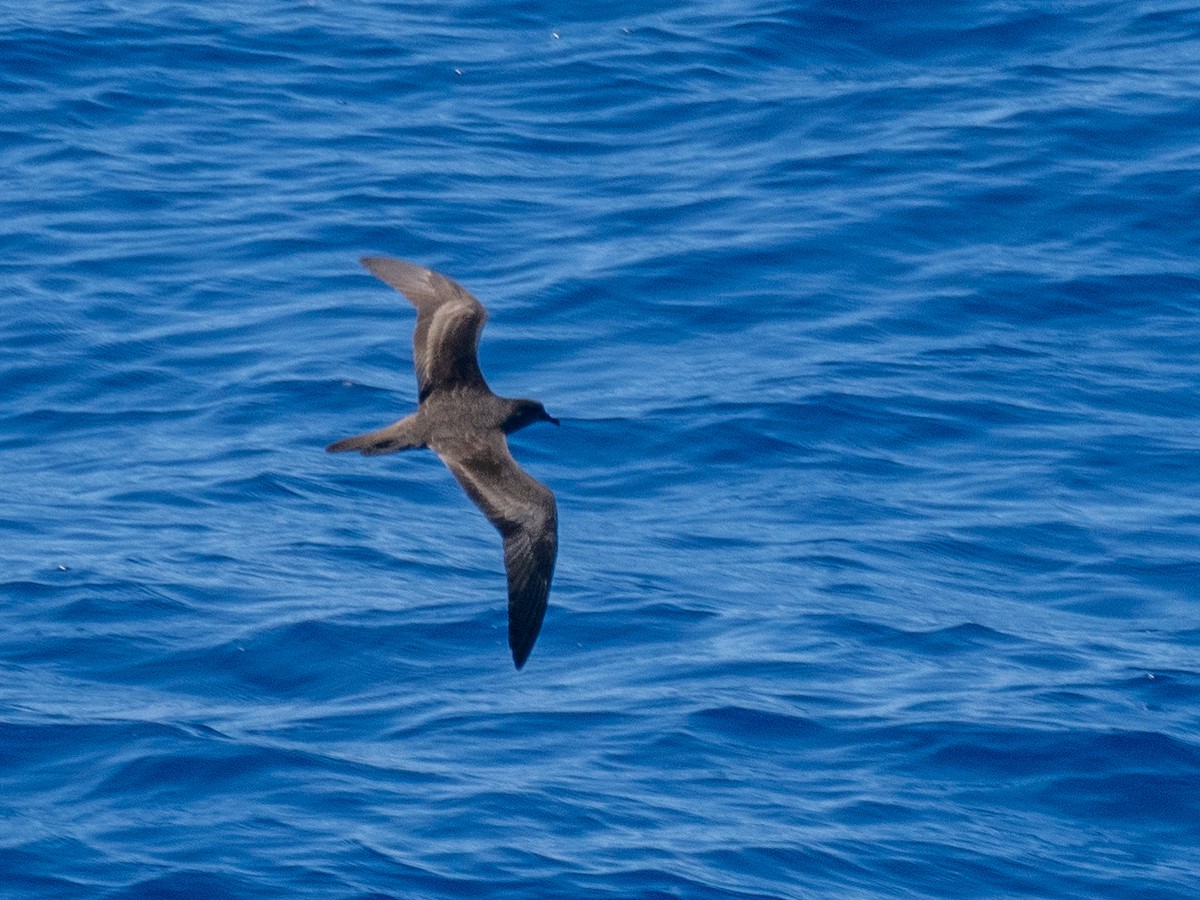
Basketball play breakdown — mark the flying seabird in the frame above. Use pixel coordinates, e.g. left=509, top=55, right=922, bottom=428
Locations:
left=327, top=257, right=559, bottom=669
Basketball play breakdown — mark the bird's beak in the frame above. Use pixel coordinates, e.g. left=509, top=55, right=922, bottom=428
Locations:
left=549, top=415, right=560, bottom=426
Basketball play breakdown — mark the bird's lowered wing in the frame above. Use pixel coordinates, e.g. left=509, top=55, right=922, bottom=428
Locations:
left=435, top=431, right=557, bottom=669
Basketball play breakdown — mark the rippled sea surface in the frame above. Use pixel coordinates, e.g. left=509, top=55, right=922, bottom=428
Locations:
left=3, top=2, right=1200, bottom=897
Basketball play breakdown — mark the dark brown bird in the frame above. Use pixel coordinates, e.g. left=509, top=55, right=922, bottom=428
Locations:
left=327, top=257, right=559, bottom=669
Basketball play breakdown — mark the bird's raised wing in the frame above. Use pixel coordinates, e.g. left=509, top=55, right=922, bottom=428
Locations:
left=435, top=431, right=557, bottom=669
left=361, top=257, right=488, bottom=401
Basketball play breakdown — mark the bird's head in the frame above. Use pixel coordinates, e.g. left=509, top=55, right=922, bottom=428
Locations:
left=504, top=399, right=559, bottom=434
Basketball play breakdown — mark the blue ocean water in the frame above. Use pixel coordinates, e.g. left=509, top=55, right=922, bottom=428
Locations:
left=2, top=1, right=1199, bottom=896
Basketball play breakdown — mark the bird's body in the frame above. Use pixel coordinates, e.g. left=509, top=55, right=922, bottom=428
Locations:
left=327, top=257, right=558, bottom=669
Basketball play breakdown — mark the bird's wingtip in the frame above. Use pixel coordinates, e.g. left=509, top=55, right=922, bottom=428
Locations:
left=510, top=638, right=534, bottom=670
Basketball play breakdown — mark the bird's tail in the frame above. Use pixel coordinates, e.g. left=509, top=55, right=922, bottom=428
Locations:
left=326, top=418, right=424, bottom=456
